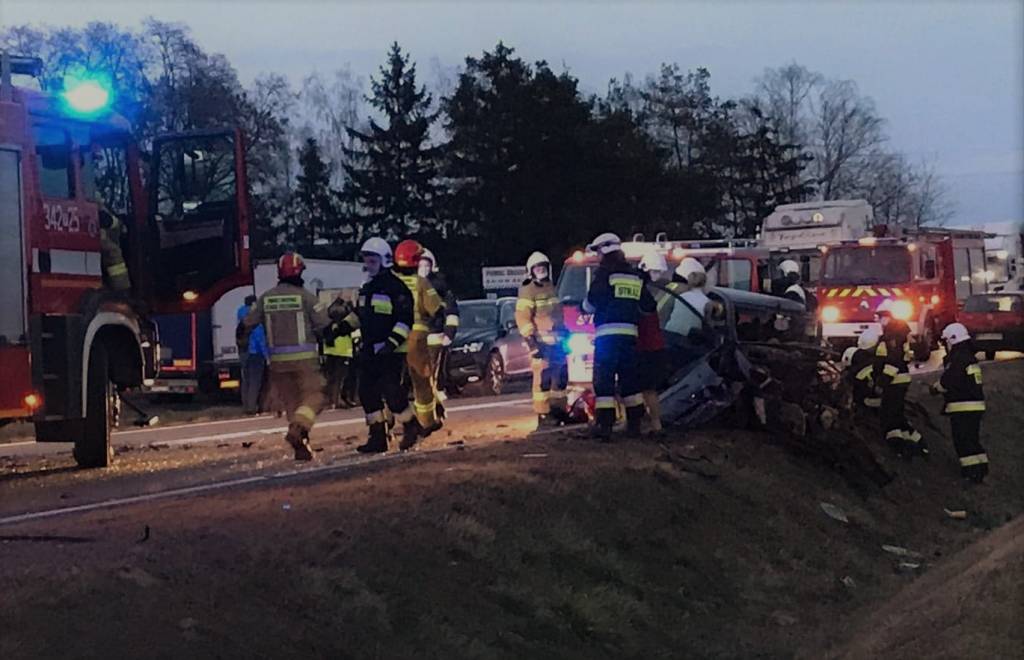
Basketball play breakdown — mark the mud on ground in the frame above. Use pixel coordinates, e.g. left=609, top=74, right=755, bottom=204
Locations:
left=1, top=362, right=1021, bottom=659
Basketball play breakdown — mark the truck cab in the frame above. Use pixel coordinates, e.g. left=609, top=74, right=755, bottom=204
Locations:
left=0, top=54, right=251, bottom=466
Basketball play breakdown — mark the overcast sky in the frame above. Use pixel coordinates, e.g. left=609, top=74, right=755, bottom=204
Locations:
left=3, top=0, right=1021, bottom=227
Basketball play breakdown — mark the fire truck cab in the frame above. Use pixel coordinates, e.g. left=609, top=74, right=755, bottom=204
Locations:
left=556, top=235, right=770, bottom=383
left=817, top=227, right=989, bottom=361
left=0, top=54, right=251, bottom=466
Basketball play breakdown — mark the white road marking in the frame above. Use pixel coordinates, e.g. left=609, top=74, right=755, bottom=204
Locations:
left=0, top=449, right=449, bottom=526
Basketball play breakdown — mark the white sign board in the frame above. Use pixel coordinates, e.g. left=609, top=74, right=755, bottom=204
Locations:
left=482, top=266, right=528, bottom=291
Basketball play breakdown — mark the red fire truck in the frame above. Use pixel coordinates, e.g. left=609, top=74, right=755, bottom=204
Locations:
left=817, top=227, right=989, bottom=360
left=0, top=54, right=251, bottom=466
left=555, top=235, right=770, bottom=383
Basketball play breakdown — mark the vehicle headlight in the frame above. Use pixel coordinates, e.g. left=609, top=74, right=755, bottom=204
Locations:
left=566, top=333, right=593, bottom=355
left=891, top=300, right=914, bottom=321
left=820, top=305, right=840, bottom=323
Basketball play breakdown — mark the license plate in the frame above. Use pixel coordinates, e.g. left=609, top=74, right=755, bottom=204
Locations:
left=976, top=333, right=1003, bottom=341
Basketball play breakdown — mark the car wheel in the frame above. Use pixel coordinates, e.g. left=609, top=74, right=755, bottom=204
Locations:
left=482, top=351, right=505, bottom=396
left=73, top=342, right=116, bottom=468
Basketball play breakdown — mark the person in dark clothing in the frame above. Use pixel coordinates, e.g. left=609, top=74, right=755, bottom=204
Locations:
left=584, top=232, right=657, bottom=440
left=931, top=323, right=989, bottom=483
left=847, top=328, right=883, bottom=412
left=873, top=299, right=924, bottom=458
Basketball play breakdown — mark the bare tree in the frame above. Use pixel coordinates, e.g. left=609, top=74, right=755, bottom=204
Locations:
left=297, top=67, right=366, bottom=187
left=755, top=62, right=822, bottom=147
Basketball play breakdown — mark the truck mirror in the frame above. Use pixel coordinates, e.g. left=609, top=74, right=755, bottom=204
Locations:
left=924, top=260, right=937, bottom=279
left=148, top=129, right=251, bottom=311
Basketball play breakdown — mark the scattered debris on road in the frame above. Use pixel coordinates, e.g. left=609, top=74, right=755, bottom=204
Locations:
left=820, top=502, right=850, bottom=524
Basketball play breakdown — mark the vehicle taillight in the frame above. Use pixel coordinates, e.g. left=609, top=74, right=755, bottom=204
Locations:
left=821, top=305, right=840, bottom=323
left=23, top=393, right=42, bottom=411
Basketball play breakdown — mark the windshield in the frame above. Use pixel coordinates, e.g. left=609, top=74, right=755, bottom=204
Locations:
left=556, top=264, right=591, bottom=304
left=821, top=246, right=912, bottom=285
left=963, top=294, right=1022, bottom=313
left=457, top=303, right=500, bottom=331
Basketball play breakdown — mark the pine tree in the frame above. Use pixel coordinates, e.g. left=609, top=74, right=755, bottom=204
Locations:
left=342, top=42, right=442, bottom=242
left=291, top=138, right=340, bottom=249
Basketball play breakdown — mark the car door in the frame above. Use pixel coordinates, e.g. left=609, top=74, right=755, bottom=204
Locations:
left=498, top=300, right=530, bottom=375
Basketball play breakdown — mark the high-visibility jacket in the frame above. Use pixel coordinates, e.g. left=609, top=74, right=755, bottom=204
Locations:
left=937, top=343, right=985, bottom=414
left=323, top=334, right=354, bottom=358
left=585, top=256, right=656, bottom=340
left=245, top=281, right=330, bottom=368
left=425, top=271, right=459, bottom=345
left=516, top=278, right=564, bottom=346
left=99, top=207, right=130, bottom=292
left=874, top=319, right=913, bottom=387
left=850, top=348, right=881, bottom=408
left=335, top=270, right=413, bottom=356
left=396, top=272, right=444, bottom=352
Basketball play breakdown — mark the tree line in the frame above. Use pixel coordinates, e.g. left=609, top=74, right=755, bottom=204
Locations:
left=2, top=20, right=952, bottom=295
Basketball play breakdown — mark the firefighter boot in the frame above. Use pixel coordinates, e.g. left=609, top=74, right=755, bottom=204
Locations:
left=356, top=423, right=389, bottom=454
left=285, top=423, right=314, bottom=461
left=399, top=419, right=422, bottom=451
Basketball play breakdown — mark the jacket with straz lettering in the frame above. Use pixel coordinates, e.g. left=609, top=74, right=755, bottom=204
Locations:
left=938, top=343, right=985, bottom=414
left=335, top=270, right=414, bottom=355
left=585, top=256, right=656, bottom=339
left=245, top=281, right=329, bottom=368
left=516, top=279, right=565, bottom=346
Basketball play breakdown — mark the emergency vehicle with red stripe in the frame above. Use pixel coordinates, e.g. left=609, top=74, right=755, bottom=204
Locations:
left=0, top=54, right=251, bottom=466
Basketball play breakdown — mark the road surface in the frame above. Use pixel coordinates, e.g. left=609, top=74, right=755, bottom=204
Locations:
left=0, top=392, right=541, bottom=525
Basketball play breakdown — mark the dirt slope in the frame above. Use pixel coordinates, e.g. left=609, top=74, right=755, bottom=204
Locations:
left=1, top=362, right=1021, bottom=659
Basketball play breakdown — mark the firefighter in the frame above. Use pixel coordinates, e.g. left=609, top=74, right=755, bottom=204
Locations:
left=331, top=238, right=417, bottom=453
left=873, top=299, right=924, bottom=457
left=584, top=232, right=656, bottom=440
left=241, top=252, right=329, bottom=460
left=516, top=251, right=570, bottom=429
left=638, top=250, right=669, bottom=435
left=779, top=259, right=818, bottom=313
left=98, top=203, right=131, bottom=292
left=666, top=258, right=712, bottom=338
left=393, top=239, right=445, bottom=442
left=931, top=323, right=988, bottom=483
left=418, top=248, right=459, bottom=417
left=323, top=299, right=356, bottom=409
left=849, top=327, right=883, bottom=411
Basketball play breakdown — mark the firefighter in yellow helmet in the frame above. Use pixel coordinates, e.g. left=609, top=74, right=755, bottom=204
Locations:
left=516, top=251, right=570, bottom=429
left=241, top=252, right=330, bottom=460
left=393, top=239, right=446, bottom=446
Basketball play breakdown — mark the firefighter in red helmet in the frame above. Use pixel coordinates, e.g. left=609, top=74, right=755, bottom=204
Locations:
left=240, top=251, right=330, bottom=460
left=393, top=239, right=446, bottom=447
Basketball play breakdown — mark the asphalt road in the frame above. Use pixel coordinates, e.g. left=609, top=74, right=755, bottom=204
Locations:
left=0, top=392, right=540, bottom=525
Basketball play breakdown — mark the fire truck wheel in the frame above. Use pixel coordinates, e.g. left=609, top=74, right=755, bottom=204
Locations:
left=74, top=342, right=115, bottom=468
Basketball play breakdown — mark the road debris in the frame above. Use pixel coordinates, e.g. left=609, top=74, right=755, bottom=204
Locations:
left=138, top=525, right=150, bottom=543
left=522, top=453, right=548, bottom=458
left=841, top=576, right=856, bottom=589
left=241, top=441, right=255, bottom=448
left=944, top=508, right=968, bottom=520
left=118, top=566, right=161, bottom=588
left=882, top=544, right=924, bottom=559
left=820, top=502, right=849, bottom=524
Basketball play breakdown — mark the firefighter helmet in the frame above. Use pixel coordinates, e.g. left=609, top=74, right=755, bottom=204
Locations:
left=587, top=232, right=622, bottom=255
left=941, top=322, right=971, bottom=346
left=675, top=257, right=705, bottom=280
left=779, top=259, right=800, bottom=277
left=639, top=249, right=667, bottom=274
left=394, top=239, right=424, bottom=268
left=858, top=327, right=881, bottom=350
left=841, top=346, right=858, bottom=368
left=360, top=237, right=393, bottom=267
left=526, top=251, right=550, bottom=271
left=277, top=252, right=306, bottom=279
left=420, top=248, right=437, bottom=271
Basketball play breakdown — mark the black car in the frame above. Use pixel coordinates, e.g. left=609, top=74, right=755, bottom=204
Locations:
left=446, top=297, right=533, bottom=395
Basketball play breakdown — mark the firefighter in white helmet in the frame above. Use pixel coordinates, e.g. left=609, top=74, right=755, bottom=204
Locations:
left=418, top=248, right=459, bottom=419
left=779, top=259, right=818, bottom=313
left=666, top=257, right=712, bottom=340
left=516, top=251, right=570, bottom=428
left=637, top=249, right=670, bottom=435
left=330, top=237, right=417, bottom=453
left=848, top=327, right=882, bottom=411
left=584, top=232, right=656, bottom=440
left=930, top=323, right=988, bottom=483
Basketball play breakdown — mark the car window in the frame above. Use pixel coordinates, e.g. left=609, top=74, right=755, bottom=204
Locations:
left=458, top=303, right=499, bottom=330
left=33, top=124, right=75, bottom=199
left=499, top=301, right=516, bottom=329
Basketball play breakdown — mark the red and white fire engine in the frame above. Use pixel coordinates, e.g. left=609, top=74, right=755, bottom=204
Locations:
left=0, top=54, right=251, bottom=466
left=817, top=226, right=989, bottom=360
left=555, top=234, right=770, bottom=383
